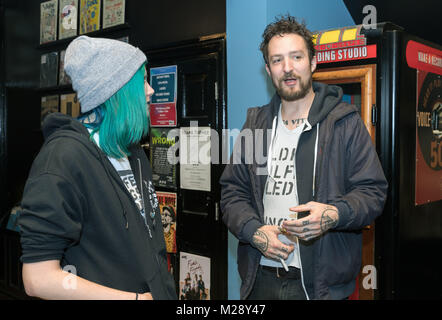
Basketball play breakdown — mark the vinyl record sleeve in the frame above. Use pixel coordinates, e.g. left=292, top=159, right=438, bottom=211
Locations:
left=40, top=52, right=59, bottom=88
left=58, top=50, right=71, bottom=86
left=79, top=0, right=101, bottom=34
left=60, top=93, right=80, bottom=118
left=40, top=0, right=58, bottom=44
left=59, top=0, right=78, bottom=40
left=102, top=0, right=125, bottom=29
left=41, top=95, right=59, bottom=125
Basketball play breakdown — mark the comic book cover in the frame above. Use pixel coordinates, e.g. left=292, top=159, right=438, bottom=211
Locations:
left=157, top=191, right=177, bottom=253
left=59, top=0, right=78, bottom=40
left=41, top=95, right=59, bottom=125
left=40, top=0, right=58, bottom=44
left=40, top=52, right=59, bottom=88
left=179, top=252, right=210, bottom=300
left=102, top=0, right=125, bottom=29
left=80, top=0, right=101, bottom=34
left=60, top=93, right=80, bottom=118
left=58, top=50, right=71, bottom=85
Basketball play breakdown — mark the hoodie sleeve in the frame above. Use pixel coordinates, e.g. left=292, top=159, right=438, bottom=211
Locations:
left=18, top=172, right=84, bottom=263
left=331, top=113, right=388, bottom=230
left=220, top=108, right=264, bottom=244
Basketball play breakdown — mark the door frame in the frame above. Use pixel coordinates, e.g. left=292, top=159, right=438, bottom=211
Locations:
left=313, top=64, right=377, bottom=300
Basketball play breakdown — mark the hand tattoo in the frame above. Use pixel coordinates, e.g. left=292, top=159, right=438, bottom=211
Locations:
left=253, top=230, right=269, bottom=253
left=320, top=207, right=338, bottom=233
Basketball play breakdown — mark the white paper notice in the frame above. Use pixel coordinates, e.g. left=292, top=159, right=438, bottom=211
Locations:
left=180, top=126, right=211, bottom=192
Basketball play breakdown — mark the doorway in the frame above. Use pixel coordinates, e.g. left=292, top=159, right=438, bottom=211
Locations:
left=313, top=64, right=377, bottom=300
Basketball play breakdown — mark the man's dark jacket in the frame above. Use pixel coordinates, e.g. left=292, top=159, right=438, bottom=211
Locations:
left=220, top=82, right=388, bottom=300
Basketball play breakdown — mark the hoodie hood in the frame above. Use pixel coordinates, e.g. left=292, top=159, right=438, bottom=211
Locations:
left=308, top=82, right=344, bottom=126
left=267, top=81, right=346, bottom=126
left=42, top=112, right=88, bottom=140
left=41, top=112, right=102, bottom=161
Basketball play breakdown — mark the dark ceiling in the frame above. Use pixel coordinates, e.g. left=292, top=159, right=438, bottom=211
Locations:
left=343, top=0, right=441, bottom=46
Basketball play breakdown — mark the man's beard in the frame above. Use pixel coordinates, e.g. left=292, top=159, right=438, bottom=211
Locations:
left=273, top=71, right=312, bottom=102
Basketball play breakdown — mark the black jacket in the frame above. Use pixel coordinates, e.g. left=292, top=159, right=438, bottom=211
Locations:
left=220, top=82, right=388, bottom=299
left=18, top=113, right=177, bottom=299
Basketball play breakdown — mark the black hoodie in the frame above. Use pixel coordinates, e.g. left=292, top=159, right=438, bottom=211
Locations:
left=18, top=113, right=177, bottom=299
left=220, top=82, right=388, bottom=299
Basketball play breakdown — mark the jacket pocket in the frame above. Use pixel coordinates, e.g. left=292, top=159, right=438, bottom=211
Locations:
left=320, top=231, right=362, bottom=286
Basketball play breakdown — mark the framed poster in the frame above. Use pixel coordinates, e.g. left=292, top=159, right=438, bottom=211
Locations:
left=407, top=41, right=442, bottom=205
left=179, top=252, right=210, bottom=300
left=149, top=65, right=177, bottom=127
left=150, top=127, right=178, bottom=189
left=157, top=191, right=177, bottom=253
left=179, top=126, right=211, bottom=192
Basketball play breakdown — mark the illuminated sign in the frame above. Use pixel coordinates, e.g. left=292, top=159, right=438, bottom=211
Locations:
left=313, top=25, right=376, bottom=64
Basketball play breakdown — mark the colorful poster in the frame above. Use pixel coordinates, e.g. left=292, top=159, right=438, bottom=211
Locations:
left=410, top=41, right=442, bottom=206
left=149, top=65, right=177, bottom=127
left=179, top=252, right=210, bottom=300
left=103, top=0, right=125, bottom=28
left=150, top=127, right=178, bottom=189
left=80, top=0, right=101, bottom=34
left=59, top=0, right=78, bottom=40
left=157, top=192, right=177, bottom=253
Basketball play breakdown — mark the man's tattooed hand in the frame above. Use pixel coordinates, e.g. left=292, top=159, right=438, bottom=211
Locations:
left=252, top=230, right=269, bottom=253
left=252, top=226, right=295, bottom=260
left=282, top=202, right=339, bottom=241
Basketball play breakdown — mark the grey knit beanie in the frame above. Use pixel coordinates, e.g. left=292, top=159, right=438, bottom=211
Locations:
left=64, top=35, right=147, bottom=113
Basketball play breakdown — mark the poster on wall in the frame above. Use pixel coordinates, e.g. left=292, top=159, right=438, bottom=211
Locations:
left=149, top=65, right=177, bottom=127
left=150, top=127, right=178, bottom=189
left=156, top=191, right=177, bottom=253
left=407, top=41, right=442, bottom=205
left=179, top=126, right=211, bottom=192
left=179, top=252, right=210, bottom=300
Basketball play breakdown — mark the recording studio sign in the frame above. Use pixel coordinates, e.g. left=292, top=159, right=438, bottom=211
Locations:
left=315, top=44, right=376, bottom=64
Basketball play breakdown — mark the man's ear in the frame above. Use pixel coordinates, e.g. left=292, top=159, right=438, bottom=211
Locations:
left=310, top=55, right=317, bottom=73
left=265, top=63, right=271, bottom=77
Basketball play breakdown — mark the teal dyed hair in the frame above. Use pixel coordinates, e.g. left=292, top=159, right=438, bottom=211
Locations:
left=78, top=64, right=149, bottom=158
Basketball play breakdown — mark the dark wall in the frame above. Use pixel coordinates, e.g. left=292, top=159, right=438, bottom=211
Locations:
left=0, top=0, right=226, bottom=220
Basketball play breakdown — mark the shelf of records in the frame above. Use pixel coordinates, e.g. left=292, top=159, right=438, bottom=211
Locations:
left=40, top=0, right=127, bottom=46
left=39, top=35, right=128, bottom=90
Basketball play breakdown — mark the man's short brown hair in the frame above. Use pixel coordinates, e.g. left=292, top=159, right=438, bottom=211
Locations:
left=260, top=15, right=316, bottom=65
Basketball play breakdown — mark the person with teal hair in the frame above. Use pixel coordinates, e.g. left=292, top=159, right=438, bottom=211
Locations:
left=18, top=36, right=177, bottom=300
